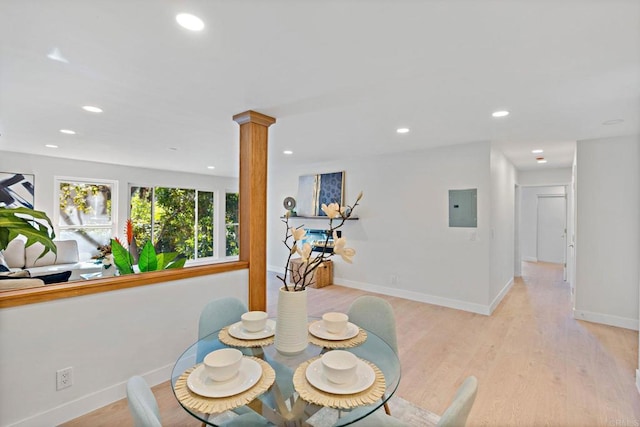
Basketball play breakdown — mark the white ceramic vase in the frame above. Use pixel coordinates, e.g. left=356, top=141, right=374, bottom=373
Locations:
left=275, top=286, right=308, bottom=355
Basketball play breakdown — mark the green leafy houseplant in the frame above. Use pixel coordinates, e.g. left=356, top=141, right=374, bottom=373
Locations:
left=0, top=207, right=57, bottom=260
left=110, top=240, right=186, bottom=275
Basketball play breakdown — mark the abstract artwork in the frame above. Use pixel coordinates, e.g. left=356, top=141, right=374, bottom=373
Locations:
left=297, top=171, right=345, bottom=216
left=0, top=172, right=35, bottom=209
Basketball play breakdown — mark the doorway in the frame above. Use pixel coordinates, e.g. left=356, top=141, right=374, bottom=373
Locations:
left=537, top=194, right=567, bottom=277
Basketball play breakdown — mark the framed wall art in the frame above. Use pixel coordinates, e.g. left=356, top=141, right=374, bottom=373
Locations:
left=0, top=172, right=35, bottom=209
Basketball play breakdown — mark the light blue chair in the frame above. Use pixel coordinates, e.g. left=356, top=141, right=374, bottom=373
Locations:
left=126, top=376, right=162, bottom=427
left=350, top=376, right=478, bottom=427
left=347, top=295, right=398, bottom=353
left=197, top=297, right=249, bottom=362
left=347, top=295, right=398, bottom=415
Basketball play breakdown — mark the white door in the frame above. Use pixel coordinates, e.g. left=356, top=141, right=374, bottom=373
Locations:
left=537, top=195, right=566, bottom=265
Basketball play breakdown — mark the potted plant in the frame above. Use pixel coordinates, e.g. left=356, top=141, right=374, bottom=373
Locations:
left=0, top=207, right=56, bottom=260
left=110, top=219, right=186, bottom=274
left=274, top=192, right=362, bottom=354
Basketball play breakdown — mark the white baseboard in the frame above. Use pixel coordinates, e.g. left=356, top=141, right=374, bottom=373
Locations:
left=9, top=363, right=175, bottom=427
left=573, top=309, right=639, bottom=331
left=489, top=278, right=514, bottom=314
left=335, top=277, right=492, bottom=315
left=522, top=256, right=538, bottom=262
left=636, top=370, right=640, bottom=395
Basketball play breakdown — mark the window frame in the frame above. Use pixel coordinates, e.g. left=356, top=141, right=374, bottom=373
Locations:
left=54, top=176, right=118, bottom=251
left=128, top=184, right=218, bottom=264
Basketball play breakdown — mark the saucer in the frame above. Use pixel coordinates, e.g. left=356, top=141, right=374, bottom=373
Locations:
left=308, top=320, right=359, bottom=341
left=305, top=358, right=376, bottom=395
left=228, top=319, right=276, bottom=340
left=187, top=358, right=262, bottom=398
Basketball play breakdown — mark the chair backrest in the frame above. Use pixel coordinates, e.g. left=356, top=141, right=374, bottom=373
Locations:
left=126, top=376, right=162, bottom=427
left=437, top=376, right=478, bottom=427
left=198, top=297, right=248, bottom=339
left=347, top=295, right=398, bottom=353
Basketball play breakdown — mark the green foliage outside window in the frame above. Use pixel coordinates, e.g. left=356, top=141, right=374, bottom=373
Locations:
left=225, top=192, right=239, bottom=256
left=129, top=186, right=214, bottom=260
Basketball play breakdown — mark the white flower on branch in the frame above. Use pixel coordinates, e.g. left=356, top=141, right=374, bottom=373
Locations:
left=333, top=231, right=356, bottom=263
left=278, top=192, right=363, bottom=291
left=297, top=242, right=312, bottom=263
left=321, top=202, right=345, bottom=219
left=290, top=226, right=306, bottom=241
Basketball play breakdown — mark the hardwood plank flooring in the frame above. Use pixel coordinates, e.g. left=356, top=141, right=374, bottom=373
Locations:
left=62, top=262, right=640, bottom=426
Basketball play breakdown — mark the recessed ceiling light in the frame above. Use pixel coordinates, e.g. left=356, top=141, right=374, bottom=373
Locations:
left=396, top=128, right=410, bottom=134
left=283, top=150, right=293, bottom=155
left=531, top=149, right=544, bottom=154
left=60, top=129, right=76, bottom=134
left=537, top=159, right=547, bottom=164
left=82, top=105, right=103, bottom=113
left=207, top=166, right=215, bottom=170
left=45, top=144, right=58, bottom=148
left=492, top=110, right=509, bottom=118
left=176, top=13, right=205, bottom=31
left=602, top=119, right=624, bottom=125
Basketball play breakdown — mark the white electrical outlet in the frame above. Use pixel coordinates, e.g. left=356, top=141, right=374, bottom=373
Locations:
left=56, top=367, right=73, bottom=390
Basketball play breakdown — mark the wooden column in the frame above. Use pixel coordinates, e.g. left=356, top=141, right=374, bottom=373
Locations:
left=233, top=110, right=276, bottom=311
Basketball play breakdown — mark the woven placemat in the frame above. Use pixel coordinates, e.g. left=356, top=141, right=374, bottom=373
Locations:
left=293, top=356, right=386, bottom=409
left=307, top=322, right=368, bottom=349
left=174, top=357, right=275, bottom=414
left=219, top=327, right=275, bottom=348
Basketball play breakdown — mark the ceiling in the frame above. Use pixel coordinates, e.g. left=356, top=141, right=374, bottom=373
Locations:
left=1, top=1, right=638, bottom=178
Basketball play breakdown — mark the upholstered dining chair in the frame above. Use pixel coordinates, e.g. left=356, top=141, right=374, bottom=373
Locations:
left=347, top=295, right=398, bottom=415
left=197, top=296, right=249, bottom=362
left=126, top=376, right=162, bottom=427
left=347, top=295, right=398, bottom=353
left=349, top=376, right=478, bottom=427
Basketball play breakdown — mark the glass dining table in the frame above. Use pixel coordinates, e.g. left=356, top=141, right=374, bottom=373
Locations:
left=171, top=318, right=401, bottom=426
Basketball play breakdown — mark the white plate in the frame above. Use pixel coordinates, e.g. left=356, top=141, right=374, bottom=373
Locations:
left=308, top=320, right=359, bottom=341
left=187, top=358, right=262, bottom=398
left=228, top=319, right=276, bottom=340
left=305, top=358, right=376, bottom=395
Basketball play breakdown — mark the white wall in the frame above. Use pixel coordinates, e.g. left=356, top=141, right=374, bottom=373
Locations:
left=518, top=167, right=572, bottom=186
left=269, top=141, right=501, bottom=314
left=574, top=135, right=639, bottom=331
left=0, top=270, right=249, bottom=427
left=519, top=186, right=566, bottom=262
left=0, top=151, right=238, bottom=260
left=489, top=146, right=517, bottom=310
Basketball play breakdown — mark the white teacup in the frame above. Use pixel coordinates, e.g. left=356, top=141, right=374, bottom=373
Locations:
left=203, top=348, right=243, bottom=382
left=241, top=311, right=268, bottom=332
left=322, top=312, right=349, bottom=335
left=321, top=350, right=358, bottom=385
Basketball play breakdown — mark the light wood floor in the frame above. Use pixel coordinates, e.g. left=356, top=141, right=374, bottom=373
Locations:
left=62, top=262, right=640, bottom=426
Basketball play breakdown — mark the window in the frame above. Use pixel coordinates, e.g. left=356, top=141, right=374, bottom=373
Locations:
left=129, top=186, right=214, bottom=261
left=56, top=178, right=117, bottom=257
left=225, top=192, right=239, bottom=256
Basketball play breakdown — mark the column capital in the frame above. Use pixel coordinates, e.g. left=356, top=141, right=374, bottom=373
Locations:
left=233, top=110, right=276, bottom=127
